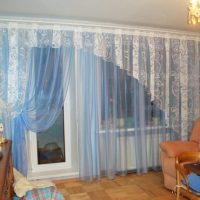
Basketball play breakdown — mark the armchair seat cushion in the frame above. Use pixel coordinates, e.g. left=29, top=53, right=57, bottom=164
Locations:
left=160, top=141, right=198, bottom=158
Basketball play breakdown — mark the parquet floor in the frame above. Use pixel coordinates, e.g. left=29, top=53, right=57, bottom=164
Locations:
left=54, top=171, right=185, bottom=200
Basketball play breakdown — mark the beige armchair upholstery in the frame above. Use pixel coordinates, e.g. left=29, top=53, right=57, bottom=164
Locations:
left=160, top=118, right=200, bottom=191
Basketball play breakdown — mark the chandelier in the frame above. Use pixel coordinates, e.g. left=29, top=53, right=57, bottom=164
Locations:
left=188, top=0, right=200, bottom=25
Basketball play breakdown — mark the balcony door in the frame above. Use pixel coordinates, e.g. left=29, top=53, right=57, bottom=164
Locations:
left=27, top=57, right=78, bottom=180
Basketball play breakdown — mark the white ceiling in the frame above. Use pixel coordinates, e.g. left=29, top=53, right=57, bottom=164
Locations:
left=0, top=0, right=199, bottom=33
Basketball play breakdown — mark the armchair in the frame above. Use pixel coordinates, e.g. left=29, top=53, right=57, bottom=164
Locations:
left=160, top=118, right=200, bottom=191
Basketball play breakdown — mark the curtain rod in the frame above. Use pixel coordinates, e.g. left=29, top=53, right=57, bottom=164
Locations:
left=0, top=15, right=200, bottom=37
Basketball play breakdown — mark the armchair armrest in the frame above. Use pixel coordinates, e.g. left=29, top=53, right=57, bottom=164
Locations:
left=160, top=141, right=198, bottom=158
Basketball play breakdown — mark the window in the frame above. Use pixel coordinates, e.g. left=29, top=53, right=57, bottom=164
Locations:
left=100, top=61, right=165, bottom=130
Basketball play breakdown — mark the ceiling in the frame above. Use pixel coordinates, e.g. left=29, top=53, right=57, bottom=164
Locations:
left=0, top=0, right=199, bottom=33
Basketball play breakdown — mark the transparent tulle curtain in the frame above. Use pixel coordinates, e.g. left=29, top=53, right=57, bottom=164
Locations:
left=0, top=26, right=74, bottom=174
left=0, top=22, right=200, bottom=177
left=76, top=36, right=200, bottom=179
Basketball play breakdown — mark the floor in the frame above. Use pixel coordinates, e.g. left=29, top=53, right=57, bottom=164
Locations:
left=54, top=171, right=181, bottom=200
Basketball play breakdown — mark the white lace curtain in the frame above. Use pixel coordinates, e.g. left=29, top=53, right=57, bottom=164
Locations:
left=0, top=22, right=200, bottom=139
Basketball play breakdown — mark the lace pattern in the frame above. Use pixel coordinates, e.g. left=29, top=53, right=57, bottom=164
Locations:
left=0, top=23, right=200, bottom=138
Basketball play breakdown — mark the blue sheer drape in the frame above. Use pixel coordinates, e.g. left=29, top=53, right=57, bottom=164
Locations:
left=11, top=47, right=74, bottom=174
left=76, top=50, right=100, bottom=179
left=21, top=47, right=74, bottom=132
left=76, top=38, right=200, bottom=180
left=1, top=23, right=200, bottom=179
left=0, top=39, right=74, bottom=174
left=13, top=117, right=28, bottom=174
left=76, top=51, right=148, bottom=179
left=76, top=50, right=153, bottom=179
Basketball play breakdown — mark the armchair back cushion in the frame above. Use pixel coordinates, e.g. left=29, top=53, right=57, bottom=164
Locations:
left=160, top=141, right=198, bottom=158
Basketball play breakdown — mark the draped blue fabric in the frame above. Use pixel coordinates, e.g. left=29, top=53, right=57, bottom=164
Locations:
left=13, top=117, right=28, bottom=174
left=76, top=50, right=100, bottom=179
left=76, top=38, right=200, bottom=180
left=11, top=47, right=74, bottom=174
left=0, top=34, right=74, bottom=174
left=1, top=23, right=200, bottom=179
left=76, top=50, right=160, bottom=179
left=21, top=47, right=74, bottom=132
